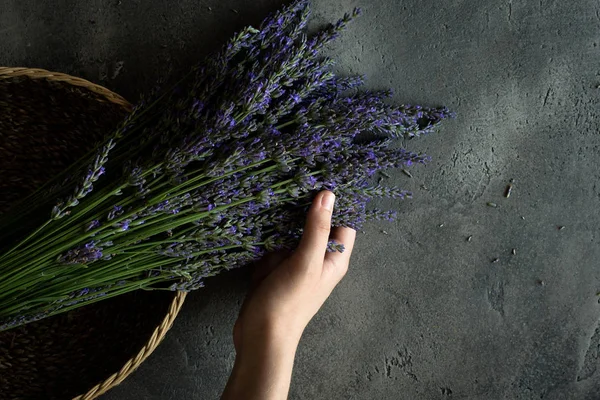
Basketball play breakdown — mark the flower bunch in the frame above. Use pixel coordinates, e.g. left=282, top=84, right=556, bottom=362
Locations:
left=0, top=0, right=453, bottom=331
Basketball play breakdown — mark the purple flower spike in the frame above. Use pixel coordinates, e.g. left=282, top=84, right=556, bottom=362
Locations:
left=85, top=220, right=101, bottom=232
left=58, top=243, right=104, bottom=265
left=0, top=0, right=455, bottom=331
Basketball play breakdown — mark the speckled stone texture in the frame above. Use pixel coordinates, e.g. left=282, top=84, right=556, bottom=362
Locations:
left=2, top=1, right=600, bottom=399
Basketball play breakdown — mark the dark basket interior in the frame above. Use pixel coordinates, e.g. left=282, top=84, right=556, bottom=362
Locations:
left=0, top=75, right=174, bottom=400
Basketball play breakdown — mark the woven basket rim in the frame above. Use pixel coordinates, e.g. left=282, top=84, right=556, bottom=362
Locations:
left=0, top=66, right=188, bottom=400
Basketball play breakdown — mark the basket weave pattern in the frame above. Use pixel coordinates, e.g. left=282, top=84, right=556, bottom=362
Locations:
left=0, top=67, right=187, bottom=400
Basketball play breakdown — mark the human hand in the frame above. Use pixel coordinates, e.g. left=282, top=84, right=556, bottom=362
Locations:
left=222, top=190, right=356, bottom=400
left=233, top=190, right=356, bottom=351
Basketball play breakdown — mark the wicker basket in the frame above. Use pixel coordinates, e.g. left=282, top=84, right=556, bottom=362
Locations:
left=0, top=67, right=187, bottom=400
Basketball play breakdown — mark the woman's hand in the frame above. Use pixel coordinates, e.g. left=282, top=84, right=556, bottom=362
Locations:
left=222, top=191, right=356, bottom=400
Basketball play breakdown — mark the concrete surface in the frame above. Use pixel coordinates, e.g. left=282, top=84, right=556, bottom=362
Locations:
left=3, top=0, right=600, bottom=399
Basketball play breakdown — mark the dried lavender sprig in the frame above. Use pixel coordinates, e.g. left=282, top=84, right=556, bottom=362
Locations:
left=0, top=81, right=164, bottom=232
left=0, top=100, right=434, bottom=286
left=0, top=2, right=455, bottom=330
left=0, top=275, right=167, bottom=326
left=51, top=139, right=114, bottom=220
left=162, top=7, right=354, bottom=177
left=2, top=183, right=312, bottom=304
left=0, top=139, right=115, bottom=259
left=0, top=6, right=300, bottom=242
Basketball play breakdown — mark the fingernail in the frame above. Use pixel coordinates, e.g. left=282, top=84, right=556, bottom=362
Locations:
left=321, top=191, right=335, bottom=211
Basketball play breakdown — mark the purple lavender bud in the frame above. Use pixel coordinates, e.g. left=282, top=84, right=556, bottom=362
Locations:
left=192, top=98, right=205, bottom=115
left=115, top=220, right=130, bottom=232
left=58, top=243, right=104, bottom=265
left=327, top=240, right=345, bottom=253
left=85, top=220, right=101, bottom=232
left=0, top=2, right=456, bottom=329
left=51, top=205, right=65, bottom=219
left=107, top=205, right=124, bottom=221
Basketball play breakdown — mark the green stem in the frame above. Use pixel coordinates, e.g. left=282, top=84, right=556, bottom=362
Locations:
left=0, top=275, right=167, bottom=325
left=2, top=156, right=279, bottom=270
left=0, top=221, right=51, bottom=259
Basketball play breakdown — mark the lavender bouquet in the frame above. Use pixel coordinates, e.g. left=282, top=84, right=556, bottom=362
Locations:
left=0, top=1, right=453, bottom=331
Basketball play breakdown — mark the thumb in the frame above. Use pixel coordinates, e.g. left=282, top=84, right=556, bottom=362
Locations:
left=293, top=191, right=335, bottom=267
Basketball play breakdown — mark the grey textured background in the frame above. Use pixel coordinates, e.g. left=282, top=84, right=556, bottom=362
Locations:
left=3, top=0, right=600, bottom=399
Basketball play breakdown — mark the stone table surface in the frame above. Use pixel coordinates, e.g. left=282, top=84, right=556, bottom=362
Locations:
left=2, top=0, right=600, bottom=399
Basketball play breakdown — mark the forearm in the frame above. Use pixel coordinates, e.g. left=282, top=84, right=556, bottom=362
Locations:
left=222, top=332, right=299, bottom=400
left=222, top=192, right=354, bottom=399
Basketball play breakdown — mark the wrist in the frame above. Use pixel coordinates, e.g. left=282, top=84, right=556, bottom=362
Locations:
left=241, top=314, right=305, bottom=351
left=241, top=319, right=302, bottom=356
left=225, top=327, right=299, bottom=400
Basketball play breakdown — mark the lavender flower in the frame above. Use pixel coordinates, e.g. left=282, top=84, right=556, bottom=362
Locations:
left=57, top=242, right=104, bottom=265
left=84, top=220, right=101, bottom=232
left=51, top=140, right=114, bottom=220
left=0, top=1, right=454, bottom=331
left=106, top=205, right=124, bottom=221
left=327, top=240, right=345, bottom=253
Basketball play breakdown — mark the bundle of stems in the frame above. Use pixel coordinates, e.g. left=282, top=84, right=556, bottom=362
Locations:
left=0, top=1, right=453, bottom=331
